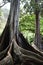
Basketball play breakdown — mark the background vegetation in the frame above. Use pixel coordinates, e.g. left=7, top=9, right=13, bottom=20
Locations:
left=19, top=13, right=43, bottom=44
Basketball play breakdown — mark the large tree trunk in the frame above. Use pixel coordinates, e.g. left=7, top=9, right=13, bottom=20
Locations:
left=0, top=0, right=43, bottom=65
left=10, top=0, right=20, bottom=41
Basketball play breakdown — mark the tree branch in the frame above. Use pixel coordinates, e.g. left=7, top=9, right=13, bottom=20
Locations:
left=0, top=2, right=8, bottom=8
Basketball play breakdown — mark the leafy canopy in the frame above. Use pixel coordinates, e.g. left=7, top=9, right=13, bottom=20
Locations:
left=20, top=0, right=43, bottom=16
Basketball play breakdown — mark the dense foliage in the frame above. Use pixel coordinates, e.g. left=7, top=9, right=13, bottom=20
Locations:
left=19, top=14, right=43, bottom=34
left=19, top=14, right=35, bottom=32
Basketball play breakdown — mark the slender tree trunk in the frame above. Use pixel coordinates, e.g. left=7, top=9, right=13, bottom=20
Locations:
left=34, top=0, right=41, bottom=50
left=35, top=12, right=41, bottom=48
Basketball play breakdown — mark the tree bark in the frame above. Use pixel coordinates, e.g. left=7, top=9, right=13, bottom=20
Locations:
left=34, top=0, right=41, bottom=50
left=35, top=12, right=41, bottom=48
left=10, top=0, right=20, bottom=41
